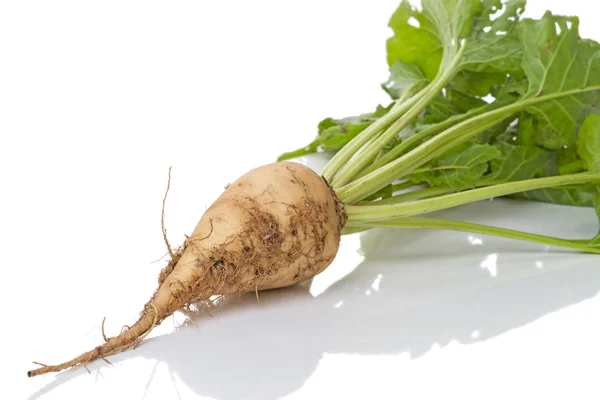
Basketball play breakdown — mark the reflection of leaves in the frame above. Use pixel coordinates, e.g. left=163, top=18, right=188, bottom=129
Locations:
left=594, top=196, right=600, bottom=245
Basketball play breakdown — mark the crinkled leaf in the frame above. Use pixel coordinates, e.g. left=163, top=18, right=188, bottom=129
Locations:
left=473, top=117, right=515, bottom=144
left=382, top=60, right=428, bottom=100
left=447, top=89, right=488, bottom=112
left=421, top=0, right=523, bottom=74
left=277, top=104, right=392, bottom=161
left=490, top=75, right=528, bottom=98
left=487, top=139, right=599, bottom=206
left=518, top=13, right=600, bottom=150
left=317, top=104, right=394, bottom=152
left=386, top=0, right=525, bottom=84
left=513, top=185, right=599, bottom=207
left=514, top=113, right=535, bottom=145
left=475, top=0, right=505, bottom=27
left=421, top=0, right=480, bottom=45
left=386, top=0, right=442, bottom=80
left=449, top=0, right=526, bottom=98
left=577, top=114, right=600, bottom=171
left=519, top=14, right=599, bottom=97
left=410, top=143, right=501, bottom=190
left=461, top=32, right=522, bottom=74
left=488, top=0, right=527, bottom=33
left=319, top=123, right=372, bottom=152
left=557, top=146, right=580, bottom=166
left=460, top=0, right=525, bottom=74
left=317, top=104, right=391, bottom=132
left=556, top=146, right=586, bottom=174
left=424, top=90, right=487, bottom=123
left=424, top=96, right=465, bottom=124
left=486, top=141, right=555, bottom=181
left=450, top=70, right=507, bottom=97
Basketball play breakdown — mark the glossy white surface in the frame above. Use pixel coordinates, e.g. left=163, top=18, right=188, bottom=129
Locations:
left=2, top=1, right=600, bottom=399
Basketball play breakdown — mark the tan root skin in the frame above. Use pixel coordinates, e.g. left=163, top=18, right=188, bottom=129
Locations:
left=28, top=161, right=344, bottom=377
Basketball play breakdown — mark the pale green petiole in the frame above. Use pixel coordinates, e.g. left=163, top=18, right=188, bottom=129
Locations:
left=366, top=186, right=455, bottom=204
left=335, top=85, right=600, bottom=204
left=330, top=52, right=464, bottom=188
left=345, top=172, right=600, bottom=222
left=320, top=83, right=427, bottom=182
left=355, top=114, right=464, bottom=180
left=337, top=115, right=507, bottom=203
left=344, top=217, right=600, bottom=254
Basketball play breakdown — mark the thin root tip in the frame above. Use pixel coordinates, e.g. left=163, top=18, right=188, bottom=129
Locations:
left=27, top=371, right=32, bottom=378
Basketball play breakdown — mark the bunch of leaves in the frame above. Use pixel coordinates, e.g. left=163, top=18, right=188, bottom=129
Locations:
left=277, top=104, right=393, bottom=161
left=277, top=0, right=600, bottom=252
left=401, top=12, right=600, bottom=207
left=280, top=0, right=527, bottom=163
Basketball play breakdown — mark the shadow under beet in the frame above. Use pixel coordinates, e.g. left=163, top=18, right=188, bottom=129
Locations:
left=28, top=219, right=600, bottom=400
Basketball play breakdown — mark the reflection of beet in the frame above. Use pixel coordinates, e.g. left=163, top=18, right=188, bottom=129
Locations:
left=29, top=221, right=600, bottom=399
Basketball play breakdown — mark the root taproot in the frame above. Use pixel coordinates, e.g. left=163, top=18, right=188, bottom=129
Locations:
left=26, top=161, right=344, bottom=378
left=27, top=304, right=160, bottom=377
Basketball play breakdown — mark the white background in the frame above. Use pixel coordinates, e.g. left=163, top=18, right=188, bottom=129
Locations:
left=2, top=1, right=600, bottom=399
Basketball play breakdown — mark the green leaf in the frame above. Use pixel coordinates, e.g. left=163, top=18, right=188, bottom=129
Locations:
left=488, top=0, right=527, bottom=32
left=461, top=33, right=522, bottom=75
left=517, top=13, right=600, bottom=150
left=276, top=139, right=321, bottom=161
left=473, top=117, right=515, bottom=144
left=490, top=75, right=528, bottom=98
left=386, top=0, right=524, bottom=82
left=424, top=89, right=487, bottom=123
left=450, top=70, right=507, bottom=97
left=557, top=146, right=580, bottom=165
left=514, top=113, right=535, bottom=145
left=410, top=143, right=501, bottom=190
left=319, top=123, right=372, bottom=152
left=382, top=60, right=428, bottom=100
left=447, top=89, right=489, bottom=112
left=421, top=0, right=480, bottom=44
left=386, top=0, right=443, bottom=80
left=556, top=146, right=585, bottom=174
left=486, top=140, right=555, bottom=181
left=485, top=138, right=600, bottom=206
left=577, top=114, right=600, bottom=171
left=460, top=0, right=525, bottom=74
left=277, top=104, right=392, bottom=161
left=513, top=184, right=599, bottom=207
left=520, top=14, right=591, bottom=96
